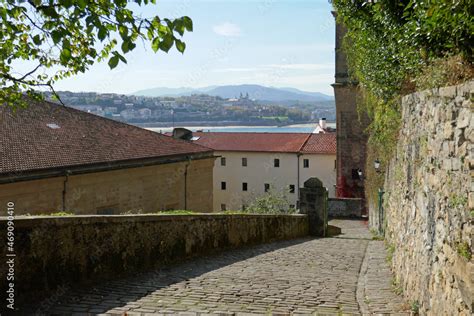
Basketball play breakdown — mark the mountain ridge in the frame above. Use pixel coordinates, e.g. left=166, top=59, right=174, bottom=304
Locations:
left=133, top=84, right=333, bottom=102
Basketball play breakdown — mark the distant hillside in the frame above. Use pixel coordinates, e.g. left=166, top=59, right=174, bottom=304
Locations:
left=133, top=84, right=333, bottom=102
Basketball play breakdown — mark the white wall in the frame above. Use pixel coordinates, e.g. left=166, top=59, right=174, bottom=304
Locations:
left=299, top=154, right=337, bottom=197
left=212, top=151, right=336, bottom=211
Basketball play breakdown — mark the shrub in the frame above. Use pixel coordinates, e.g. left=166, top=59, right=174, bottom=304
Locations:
left=245, top=189, right=295, bottom=214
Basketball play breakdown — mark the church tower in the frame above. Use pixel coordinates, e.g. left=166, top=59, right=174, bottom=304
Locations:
left=332, top=12, right=369, bottom=200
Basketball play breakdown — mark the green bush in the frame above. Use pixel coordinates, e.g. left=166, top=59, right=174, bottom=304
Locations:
left=333, top=0, right=473, bottom=100
left=245, top=189, right=295, bottom=214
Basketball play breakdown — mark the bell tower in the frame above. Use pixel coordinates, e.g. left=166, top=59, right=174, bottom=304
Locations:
left=331, top=12, right=369, bottom=200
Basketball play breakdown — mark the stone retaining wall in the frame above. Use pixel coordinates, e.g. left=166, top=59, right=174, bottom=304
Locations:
left=383, top=81, right=473, bottom=315
left=0, top=214, right=308, bottom=306
left=328, top=198, right=363, bottom=218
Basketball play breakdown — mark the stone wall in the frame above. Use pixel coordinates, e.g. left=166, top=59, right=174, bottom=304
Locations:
left=0, top=214, right=308, bottom=306
left=383, top=81, right=473, bottom=315
left=0, top=158, right=215, bottom=215
left=328, top=198, right=363, bottom=218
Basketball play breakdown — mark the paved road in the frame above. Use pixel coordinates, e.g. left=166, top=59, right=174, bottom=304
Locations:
left=37, top=219, right=409, bottom=315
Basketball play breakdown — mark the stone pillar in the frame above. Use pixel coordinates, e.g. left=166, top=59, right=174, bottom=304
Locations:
left=299, top=178, right=328, bottom=237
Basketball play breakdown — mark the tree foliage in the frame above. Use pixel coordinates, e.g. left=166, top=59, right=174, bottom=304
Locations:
left=0, top=0, right=193, bottom=106
left=333, top=0, right=473, bottom=100
left=332, top=0, right=473, bottom=206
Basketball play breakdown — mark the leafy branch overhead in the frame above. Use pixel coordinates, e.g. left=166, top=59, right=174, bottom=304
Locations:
left=0, top=0, right=193, bottom=105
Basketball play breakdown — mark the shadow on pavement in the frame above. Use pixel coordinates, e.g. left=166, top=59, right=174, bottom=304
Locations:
left=28, top=237, right=316, bottom=314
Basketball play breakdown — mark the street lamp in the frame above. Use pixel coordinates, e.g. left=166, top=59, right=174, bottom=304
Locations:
left=374, top=159, right=381, bottom=173
left=357, top=168, right=363, bottom=179
left=373, top=158, right=385, bottom=234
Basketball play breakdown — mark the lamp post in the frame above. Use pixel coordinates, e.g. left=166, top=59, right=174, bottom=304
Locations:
left=374, top=158, right=385, bottom=234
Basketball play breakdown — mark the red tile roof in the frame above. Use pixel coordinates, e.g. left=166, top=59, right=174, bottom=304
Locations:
left=0, top=100, right=213, bottom=176
left=301, top=133, right=337, bottom=154
left=189, top=132, right=336, bottom=154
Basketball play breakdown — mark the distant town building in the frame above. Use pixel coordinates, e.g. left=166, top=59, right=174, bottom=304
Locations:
left=174, top=131, right=336, bottom=211
left=0, top=100, right=215, bottom=215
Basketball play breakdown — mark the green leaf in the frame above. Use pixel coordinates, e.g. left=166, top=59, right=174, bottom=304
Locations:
left=108, top=55, right=119, bottom=69
left=151, top=37, right=160, bottom=52
left=160, top=35, right=174, bottom=52
left=98, top=27, right=107, bottom=41
left=175, top=39, right=185, bottom=53
left=119, top=25, right=128, bottom=39
left=60, top=48, right=71, bottom=64
left=115, top=52, right=127, bottom=63
left=183, top=16, right=193, bottom=32
left=61, top=0, right=73, bottom=8
left=121, top=40, right=130, bottom=53
left=32, top=35, right=42, bottom=45
left=77, top=0, right=87, bottom=9
left=42, top=6, right=59, bottom=18
left=174, top=19, right=185, bottom=36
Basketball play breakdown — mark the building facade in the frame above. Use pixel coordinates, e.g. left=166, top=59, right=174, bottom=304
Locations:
left=188, top=132, right=336, bottom=211
left=0, top=100, right=215, bottom=215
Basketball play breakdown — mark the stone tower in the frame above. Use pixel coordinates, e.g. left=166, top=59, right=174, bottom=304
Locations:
left=331, top=12, right=369, bottom=200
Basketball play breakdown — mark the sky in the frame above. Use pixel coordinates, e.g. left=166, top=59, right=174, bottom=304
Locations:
left=24, top=0, right=336, bottom=95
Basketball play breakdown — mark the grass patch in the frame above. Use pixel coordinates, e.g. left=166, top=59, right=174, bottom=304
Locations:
left=155, top=210, right=201, bottom=215
left=43, top=212, right=74, bottom=216
left=370, top=228, right=384, bottom=241
left=26, top=212, right=75, bottom=216
left=456, top=241, right=472, bottom=261
left=218, top=210, right=248, bottom=215
left=415, top=55, right=474, bottom=91
left=449, top=195, right=468, bottom=208
left=391, top=278, right=403, bottom=296
left=411, top=300, right=420, bottom=315
left=386, top=242, right=396, bottom=263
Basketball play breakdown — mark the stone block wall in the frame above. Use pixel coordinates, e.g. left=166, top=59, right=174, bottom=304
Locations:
left=328, top=198, right=363, bottom=218
left=0, top=214, right=308, bottom=307
left=383, top=80, right=473, bottom=315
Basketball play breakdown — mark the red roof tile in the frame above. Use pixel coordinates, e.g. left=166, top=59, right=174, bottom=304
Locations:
left=0, top=100, right=213, bottom=175
left=301, top=133, right=336, bottom=154
left=191, top=132, right=308, bottom=153
left=189, top=132, right=335, bottom=154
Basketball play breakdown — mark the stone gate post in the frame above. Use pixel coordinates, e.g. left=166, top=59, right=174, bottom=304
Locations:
left=299, top=178, right=328, bottom=237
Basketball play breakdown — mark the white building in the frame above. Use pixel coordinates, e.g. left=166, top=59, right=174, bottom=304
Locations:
left=190, top=132, right=336, bottom=211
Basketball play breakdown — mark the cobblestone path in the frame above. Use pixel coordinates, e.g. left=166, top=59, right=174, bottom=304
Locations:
left=40, top=220, right=409, bottom=315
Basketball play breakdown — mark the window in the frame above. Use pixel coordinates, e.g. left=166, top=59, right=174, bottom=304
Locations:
left=220, top=157, right=226, bottom=166
left=274, top=158, right=280, bottom=168
left=303, top=159, right=309, bottom=168
left=264, top=183, right=270, bottom=192
left=242, top=157, right=247, bottom=167
left=289, top=184, right=295, bottom=193
left=221, top=181, right=227, bottom=190
left=221, top=204, right=226, bottom=211
left=242, top=182, right=248, bottom=191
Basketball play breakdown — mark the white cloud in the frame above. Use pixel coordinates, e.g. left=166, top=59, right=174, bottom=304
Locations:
left=213, top=22, right=242, bottom=37
left=265, top=63, right=333, bottom=70
left=212, top=67, right=258, bottom=73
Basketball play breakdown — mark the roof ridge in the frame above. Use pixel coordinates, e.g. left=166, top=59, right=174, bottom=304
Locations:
left=298, top=133, right=313, bottom=153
